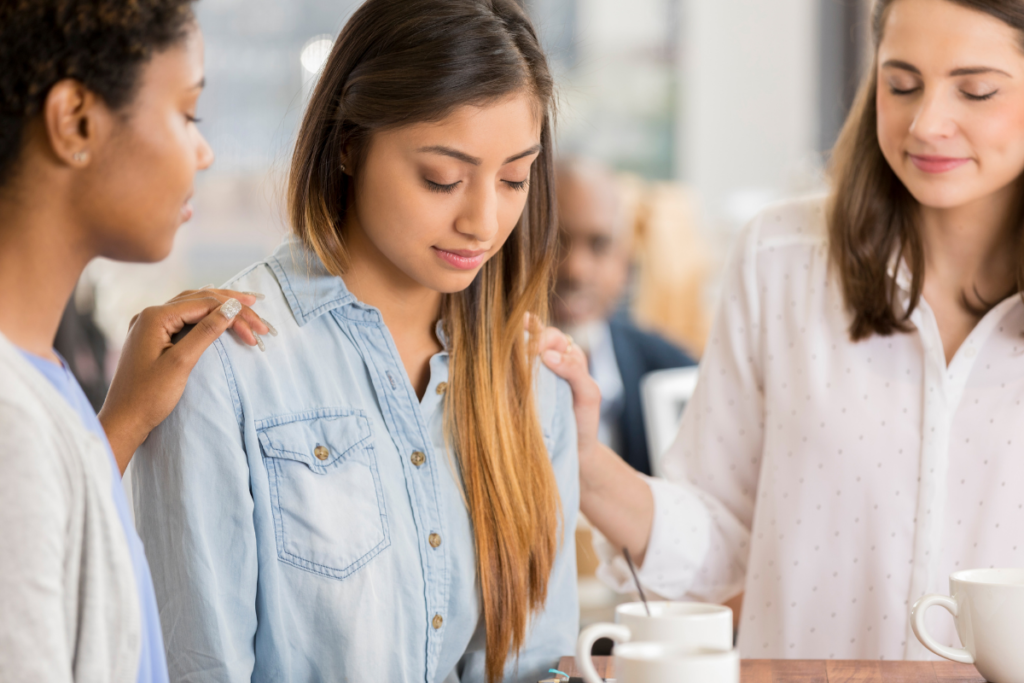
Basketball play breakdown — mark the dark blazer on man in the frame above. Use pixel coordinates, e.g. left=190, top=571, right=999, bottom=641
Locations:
left=608, top=318, right=696, bottom=476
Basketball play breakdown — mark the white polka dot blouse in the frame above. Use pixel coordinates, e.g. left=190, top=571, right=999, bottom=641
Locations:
left=596, top=195, right=1024, bottom=661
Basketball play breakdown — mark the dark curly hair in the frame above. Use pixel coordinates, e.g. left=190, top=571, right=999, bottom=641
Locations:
left=0, top=0, right=198, bottom=186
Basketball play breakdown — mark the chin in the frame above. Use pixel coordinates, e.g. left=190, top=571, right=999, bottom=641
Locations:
left=896, top=170, right=976, bottom=211
left=103, top=228, right=178, bottom=263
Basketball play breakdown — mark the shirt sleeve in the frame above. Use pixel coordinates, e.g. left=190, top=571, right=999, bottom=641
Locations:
left=457, top=374, right=580, bottom=683
left=0, top=403, right=74, bottom=683
left=131, top=342, right=258, bottom=683
left=596, top=219, right=765, bottom=604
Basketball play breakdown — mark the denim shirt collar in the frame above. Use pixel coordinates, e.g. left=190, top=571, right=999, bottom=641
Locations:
left=266, top=237, right=373, bottom=327
left=267, top=236, right=449, bottom=352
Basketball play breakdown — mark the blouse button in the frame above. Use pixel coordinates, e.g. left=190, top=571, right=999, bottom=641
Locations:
left=432, top=614, right=444, bottom=630
left=411, top=451, right=426, bottom=467
left=314, top=446, right=330, bottom=461
left=429, top=533, right=442, bottom=548
left=436, top=381, right=448, bottom=395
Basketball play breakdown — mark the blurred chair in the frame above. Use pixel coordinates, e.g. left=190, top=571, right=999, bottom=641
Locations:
left=639, top=366, right=700, bottom=477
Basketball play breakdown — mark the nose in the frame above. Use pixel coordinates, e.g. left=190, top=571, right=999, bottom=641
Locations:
left=196, top=130, right=215, bottom=171
left=909, top=90, right=957, bottom=142
left=559, top=236, right=589, bottom=284
left=454, top=181, right=500, bottom=243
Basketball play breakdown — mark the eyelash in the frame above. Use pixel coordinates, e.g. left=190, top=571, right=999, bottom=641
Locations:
left=185, top=114, right=202, bottom=124
left=888, top=86, right=998, bottom=101
left=424, top=179, right=530, bottom=194
left=426, top=180, right=460, bottom=194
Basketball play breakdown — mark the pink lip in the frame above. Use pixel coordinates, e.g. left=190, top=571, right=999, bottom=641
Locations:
left=909, top=154, right=970, bottom=174
left=433, top=247, right=487, bottom=270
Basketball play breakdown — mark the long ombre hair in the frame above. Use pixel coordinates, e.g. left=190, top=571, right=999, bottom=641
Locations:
left=828, top=0, right=1024, bottom=340
left=287, top=1, right=560, bottom=680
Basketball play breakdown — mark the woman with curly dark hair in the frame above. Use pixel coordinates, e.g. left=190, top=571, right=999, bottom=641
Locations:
left=0, top=2, right=272, bottom=681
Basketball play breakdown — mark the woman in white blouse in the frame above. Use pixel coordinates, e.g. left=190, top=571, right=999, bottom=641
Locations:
left=542, top=0, right=1024, bottom=661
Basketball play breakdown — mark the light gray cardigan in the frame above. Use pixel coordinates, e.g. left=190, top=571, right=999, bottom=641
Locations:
left=0, top=330, right=140, bottom=683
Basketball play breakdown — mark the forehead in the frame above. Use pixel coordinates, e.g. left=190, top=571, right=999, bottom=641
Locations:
left=558, top=174, right=624, bottom=237
left=384, top=92, right=542, bottom=156
left=138, top=25, right=204, bottom=96
left=880, top=0, right=1024, bottom=69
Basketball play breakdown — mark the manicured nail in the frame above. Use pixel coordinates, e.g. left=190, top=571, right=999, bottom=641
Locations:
left=219, top=298, right=242, bottom=320
left=244, top=291, right=266, bottom=300
left=254, top=332, right=266, bottom=352
left=542, top=350, right=562, bottom=366
left=261, top=317, right=278, bottom=337
left=200, top=284, right=216, bottom=290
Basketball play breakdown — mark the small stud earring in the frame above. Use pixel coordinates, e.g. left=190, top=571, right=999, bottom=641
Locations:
left=73, top=151, right=89, bottom=163
left=340, top=163, right=347, bottom=173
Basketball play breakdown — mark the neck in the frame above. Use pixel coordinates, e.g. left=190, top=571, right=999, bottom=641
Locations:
left=917, top=182, right=1021, bottom=304
left=341, top=218, right=442, bottom=340
left=0, top=185, right=94, bottom=360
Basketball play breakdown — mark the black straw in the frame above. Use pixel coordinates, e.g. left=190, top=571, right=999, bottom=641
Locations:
left=622, top=548, right=651, bottom=616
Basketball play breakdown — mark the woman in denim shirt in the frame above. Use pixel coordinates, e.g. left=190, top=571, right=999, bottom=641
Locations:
left=133, top=1, right=580, bottom=681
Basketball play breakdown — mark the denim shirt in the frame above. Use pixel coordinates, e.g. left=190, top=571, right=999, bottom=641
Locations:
left=132, top=237, right=579, bottom=683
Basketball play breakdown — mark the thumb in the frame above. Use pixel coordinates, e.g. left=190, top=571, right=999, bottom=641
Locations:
left=166, top=298, right=242, bottom=372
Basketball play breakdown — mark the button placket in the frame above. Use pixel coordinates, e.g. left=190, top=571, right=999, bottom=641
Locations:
left=348, top=318, right=449, bottom=678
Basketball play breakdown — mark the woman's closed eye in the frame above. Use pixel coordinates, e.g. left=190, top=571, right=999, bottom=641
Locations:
left=426, top=179, right=461, bottom=194
left=961, top=87, right=999, bottom=101
left=503, top=179, right=529, bottom=192
left=889, top=84, right=920, bottom=96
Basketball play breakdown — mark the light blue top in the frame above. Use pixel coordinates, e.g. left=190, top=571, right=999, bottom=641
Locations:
left=132, top=237, right=579, bottom=683
left=18, top=350, right=168, bottom=683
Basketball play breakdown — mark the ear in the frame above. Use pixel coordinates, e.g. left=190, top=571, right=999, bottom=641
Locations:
left=42, top=80, right=112, bottom=168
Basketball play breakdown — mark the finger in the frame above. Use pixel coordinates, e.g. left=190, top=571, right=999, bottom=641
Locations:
left=173, top=288, right=259, bottom=307
left=537, top=325, right=572, bottom=357
left=167, top=298, right=245, bottom=372
left=234, top=304, right=271, bottom=337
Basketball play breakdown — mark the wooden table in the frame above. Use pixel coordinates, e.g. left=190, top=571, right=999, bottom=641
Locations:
left=556, top=657, right=986, bottom=682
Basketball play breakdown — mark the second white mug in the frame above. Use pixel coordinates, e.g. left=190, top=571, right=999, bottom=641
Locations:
left=575, top=601, right=734, bottom=683
left=911, top=568, right=1024, bottom=683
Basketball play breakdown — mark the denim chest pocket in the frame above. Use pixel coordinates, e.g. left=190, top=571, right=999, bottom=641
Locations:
left=257, top=409, right=390, bottom=579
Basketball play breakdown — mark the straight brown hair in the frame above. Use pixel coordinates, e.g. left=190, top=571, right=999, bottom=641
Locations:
left=287, top=1, right=561, bottom=680
left=828, top=0, right=1024, bottom=340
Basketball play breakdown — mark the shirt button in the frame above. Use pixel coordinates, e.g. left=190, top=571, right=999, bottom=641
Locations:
left=314, top=446, right=330, bottom=461
left=432, top=614, right=444, bottom=630
left=429, top=533, right=442, bottom=548
left=436, top=381, right=448, bottom=395
left=411, top=451, right=426, bottom=467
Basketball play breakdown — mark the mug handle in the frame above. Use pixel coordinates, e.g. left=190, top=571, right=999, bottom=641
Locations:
left=575, top=623, right=631, bottom=683
left=910, top=594, right=974, bottom=664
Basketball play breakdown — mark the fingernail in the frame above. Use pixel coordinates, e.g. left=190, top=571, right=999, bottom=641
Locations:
left=244, top=291, right=266, bottom=300
left=542, top=350, right=562, bottom=366
left=254, top=332, right=266, bottom=352
left=261, top=317, right=278, bottom=337
left=219, top=298, right=242, bottom=320
left=200, top=284, right=216, bottom=290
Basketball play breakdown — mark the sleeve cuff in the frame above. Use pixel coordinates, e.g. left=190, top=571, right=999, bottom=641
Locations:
left=594, top=476, right=711, bottom=599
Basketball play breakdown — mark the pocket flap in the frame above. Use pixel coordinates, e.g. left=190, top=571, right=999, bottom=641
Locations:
left=257, top=410, right=371, bottom=471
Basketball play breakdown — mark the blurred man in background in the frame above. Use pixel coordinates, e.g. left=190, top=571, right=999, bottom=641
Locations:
left=553, top=158, right=695, bottom=477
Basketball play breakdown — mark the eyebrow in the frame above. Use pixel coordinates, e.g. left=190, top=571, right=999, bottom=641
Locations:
left=882, top=59, right=1011, bottom=78
left=417, top=143, right=542, bottom=166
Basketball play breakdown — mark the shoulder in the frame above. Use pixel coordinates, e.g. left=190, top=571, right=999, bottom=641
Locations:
left=0, top=351, right=76, bottom=504
left=745, top=193, right=828, bottom=247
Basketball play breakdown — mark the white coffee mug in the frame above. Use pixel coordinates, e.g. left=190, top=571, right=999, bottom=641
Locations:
left=911, top=568, right=1024, bottom=683
left=595, top=642, right=739, bottom=683
left=575, top=602, right=733, bottom=683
